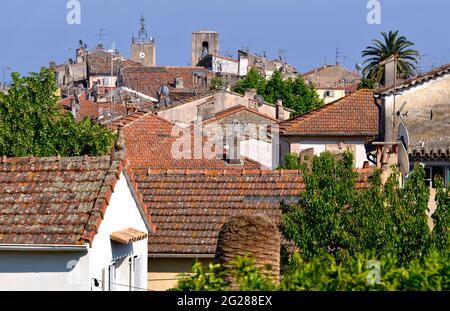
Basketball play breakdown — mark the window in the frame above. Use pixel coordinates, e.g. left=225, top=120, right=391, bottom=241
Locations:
left=324, top=90, right=335, bottom=97
left=423, top=166, right=446, bottom=188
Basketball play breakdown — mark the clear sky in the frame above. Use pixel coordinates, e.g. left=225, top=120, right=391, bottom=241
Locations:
left=0, top=0, right=449, bottom=82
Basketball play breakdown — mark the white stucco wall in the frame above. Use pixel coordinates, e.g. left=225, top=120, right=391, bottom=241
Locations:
left=0, top=250, right=90, bottom=291
left=0, top=172, right=149, bottom=291
left=88, top=171, right=149, bottom=291
left=212, top=56, right=239, bottom=75
left=281, top=137, right=370, bottom=168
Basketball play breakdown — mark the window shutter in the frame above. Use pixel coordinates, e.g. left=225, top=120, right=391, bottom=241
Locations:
left=132, top=255, right=144, bottom=291
left=108, top=263, right=116, bottom=291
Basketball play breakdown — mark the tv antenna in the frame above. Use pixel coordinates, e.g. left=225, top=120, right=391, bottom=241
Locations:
left=278, top=49, right=287, bottom=63
left=335, top=48, right=347, bottom=66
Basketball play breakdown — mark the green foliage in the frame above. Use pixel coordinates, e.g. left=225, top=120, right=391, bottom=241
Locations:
left=281, top=250, right=449, bottom=291
left=362, top=30, right=419, bottom=84
left=233, top=69, right=323, bottom=117
left=358, top=78, right=376, bottom=90
left=278, top=153, right=302, bottom=170
left=232, top=68, right=267, bottom=95
left=175, top=152, right=450, bottom=291
left=174, top=262, right=230, bottom=291
left=432, top=176, right=450, bottom=250
left=174, top=256, right=276, bottom=291
left=210, top=76, right=224, bottom=90
left=281, top=152, right=434, bottom=263
left=174, top=251, right=450, bottom=291
left=0, top=68, right=115, bottom=157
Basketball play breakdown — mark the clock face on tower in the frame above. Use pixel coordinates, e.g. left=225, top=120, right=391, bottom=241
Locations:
left=139, top=51, right=146, bottom=59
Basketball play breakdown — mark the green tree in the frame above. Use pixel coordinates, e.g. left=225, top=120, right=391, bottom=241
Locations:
left=210, top=76, right=224, bottom=90
left=362, top=30, right=419, bottom=84
left=233, top=69, right=323, bottom=117
left=357, top=77, right=376, bottom=90
left=232, top=68, right=267, bottom=95
left=281, top=152, right=434, bottom=263
left=0, top=68, right=115, bottom=157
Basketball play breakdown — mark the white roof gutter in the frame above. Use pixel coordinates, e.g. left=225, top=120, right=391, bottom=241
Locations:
left=0, top=244, right=88, bottom=252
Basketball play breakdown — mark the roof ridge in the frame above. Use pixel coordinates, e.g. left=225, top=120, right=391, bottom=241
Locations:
left=146, top=168, right=303, bottom=176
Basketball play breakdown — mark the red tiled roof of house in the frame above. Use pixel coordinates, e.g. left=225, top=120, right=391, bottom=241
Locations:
left=280, top=90, right=379, bottom=136
left=87, top=50, right=141, bottom=76
left=60, top=92, right=129, bottom=122
left=136, top=168, right=371, bottom=255
left=201, top=105, right=279, bottom=125
left=120, top=66, right=213, bottom=99
left=109, top=111, right=262, bottom=170
left=0, top=153, right=153, bottom=246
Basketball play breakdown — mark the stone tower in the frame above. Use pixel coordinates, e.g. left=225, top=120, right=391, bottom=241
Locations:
left=191, top=31, right=219, bottom=66
left=131, top=15, right=156, bottom=67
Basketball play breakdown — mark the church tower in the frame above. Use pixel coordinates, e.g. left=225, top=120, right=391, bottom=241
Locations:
left=192, top=31, right=219, bottom=66
left=131, top=15, right=156, bottom=66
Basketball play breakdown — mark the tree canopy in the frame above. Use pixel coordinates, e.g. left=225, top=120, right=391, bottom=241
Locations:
left=233, top=68, right=324, bottom=117
left=0, top=68, right=115, bottom=157
left=362, top=30, right=419, bottom=84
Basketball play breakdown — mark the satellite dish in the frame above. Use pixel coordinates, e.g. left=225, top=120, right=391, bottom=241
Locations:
left=398, top=121, right=410, bottom=149
left=253, top=94, right=265, bottom=107
left=79, top=40, right=83, bottom=47
left=398, top=142, right=410, bottom=176
left=83, top=43, right=88, bottom=49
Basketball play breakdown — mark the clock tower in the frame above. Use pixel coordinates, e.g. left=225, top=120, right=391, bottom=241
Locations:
left=131, top=15, right=156, bottom=66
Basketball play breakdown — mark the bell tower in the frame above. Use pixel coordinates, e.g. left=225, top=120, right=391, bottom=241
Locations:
left=131, top=14, right=156, bottom=66
left=192, top=31, right=219, bottom=66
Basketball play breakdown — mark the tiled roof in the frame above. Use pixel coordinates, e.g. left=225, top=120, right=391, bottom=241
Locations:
left=87, top=50, right=141, bottom=76
left=0, top=153, right=153, bottom=246
left=109, top=112, right=261, bottom=170
left=379, top=63, right=450, bottom=96
left=119, top=66, right=213, bottom=99
left=60, top=93, right=127, bottom=122
left=136, top=168, right=371, bottom=255
left=280, top=90, right=379, bottom=136
left=201, top=105, right=279, bottom=125
left=302, top=64, right=361, bottom=89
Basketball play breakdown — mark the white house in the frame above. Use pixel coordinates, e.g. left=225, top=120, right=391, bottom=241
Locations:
left=279, top=90, right=380, bottom=168
left=0, top=135, right=155, bottom=291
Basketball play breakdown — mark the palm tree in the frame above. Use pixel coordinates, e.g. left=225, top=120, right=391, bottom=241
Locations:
left=362, top=31, right=419, bottom=85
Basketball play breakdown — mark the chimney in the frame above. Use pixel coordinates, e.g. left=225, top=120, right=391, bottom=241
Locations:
left=225, top=122, right=242, bottom=165
left=380, top=55, right=397, bottom=88
left=175, top=76, right=184, bottom=89
left=276, top=98, right=284, bottom=120
left=244, top=88, right=257, bottom=101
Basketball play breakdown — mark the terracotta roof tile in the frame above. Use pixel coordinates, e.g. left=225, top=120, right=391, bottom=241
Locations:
left=120, top=66, right=213, bottom=99
left=138, top=169, right=371, bottom=255
left=0, top=155, right=127, bottom=246
left=280, top=90, right=379, bottom=136
left=109, top=112, right=261, bottom=170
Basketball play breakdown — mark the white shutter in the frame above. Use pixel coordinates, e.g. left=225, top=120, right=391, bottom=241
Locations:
left=132, top=255, right=144, bottom=291
left=108, top=262, right=116, bottom=291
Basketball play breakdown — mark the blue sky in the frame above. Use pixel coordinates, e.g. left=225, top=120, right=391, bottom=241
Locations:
left=0, top=0, right=449, bottom=81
